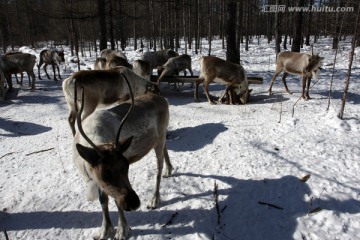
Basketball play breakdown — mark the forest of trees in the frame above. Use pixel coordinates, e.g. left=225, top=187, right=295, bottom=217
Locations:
left=0, top=0, right=359, bottom=60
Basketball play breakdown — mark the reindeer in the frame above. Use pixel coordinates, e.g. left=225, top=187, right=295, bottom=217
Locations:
left=38, top=49, right=65, bottom=81
left=62, top=66, right=159, bottom=136
left=105, top=55, right=132, bottom=70
left=0, top=53, right=36, bottom=91
left=141, top=49, right=178, bottom=73
left=93, top=57, right=107, bottom=70
left=73, top=80, right=173, bottom=239
left=194, top=56, right=251, bottom=105
left=100, top=49, right=127, bottom=61
left=156, top=54, right=193, bottom=86
left=268, top=51, right=324, bottom=100
left=132, top=59, right=152, bottom=80
left=5, top=52, right=24, bottom=84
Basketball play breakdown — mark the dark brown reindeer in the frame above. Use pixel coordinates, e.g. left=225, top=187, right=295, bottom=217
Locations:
left=38, top=49, right=65, bottom=81
left=0, top=52, right=36, bottom=91
left=62, top=66, right=159, bottom=136
left=141, top=49, right=178, bottom=73
left=73, top=76, right=173, bottom=239
left=194, top=56, right=251, bottom=105
left=268, top=51, right=324, bottom=100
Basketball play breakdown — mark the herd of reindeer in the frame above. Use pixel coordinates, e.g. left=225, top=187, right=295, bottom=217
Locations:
left=0, top=47, right=323, bottom=239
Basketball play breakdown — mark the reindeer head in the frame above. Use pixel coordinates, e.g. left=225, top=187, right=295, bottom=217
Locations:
left=236, top=80, right=252, bottom=105
left=305, top=53, right=324, bottom=80
left=76, top=74, right=140, bottom=211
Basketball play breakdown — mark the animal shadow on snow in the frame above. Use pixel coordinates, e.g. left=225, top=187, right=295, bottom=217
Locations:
left=0, top=117, right=52, bottom=137
left=167, top=122, right=228, bottom=152
left=317, top=90, right=360, bottom=105
left=1, top=174, right=359, bottom=239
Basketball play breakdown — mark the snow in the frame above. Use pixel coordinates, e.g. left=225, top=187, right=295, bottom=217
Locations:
left=1, top=37, right=360, bottom=240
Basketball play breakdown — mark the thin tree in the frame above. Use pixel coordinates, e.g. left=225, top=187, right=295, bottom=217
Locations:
left=98, top=0, right=107, bottom=51
left=226, top=0, right=239, bottom=63
left=338, top=3, right=360, bottom=119
left=291, top=0, right=304, bottom=52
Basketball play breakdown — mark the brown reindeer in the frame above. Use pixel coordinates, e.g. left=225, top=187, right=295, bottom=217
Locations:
left=73, top=81, right=173, bottom=239
left=268, top=51, right=324, bottom=99
left=132, top=59, right=152, bottom=80
left=62, top=67, right=159, bottom=136
left=0, top=52, right=36, bottom=91
left=38, top=49, right=65, bottom=81
left=100, top=49, right=127, bottom=61
left=194, top=56, right=250, bottom=105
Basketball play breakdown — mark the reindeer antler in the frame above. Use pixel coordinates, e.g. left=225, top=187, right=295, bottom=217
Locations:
left=115, top=73, right=135, bottom=149
left=76, top=87, right=104, bottom=157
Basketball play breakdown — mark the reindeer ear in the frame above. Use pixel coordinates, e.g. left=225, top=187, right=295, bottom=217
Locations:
left=249, top=89, right=253, bottom=94
left=118, top=136, right=133, bottom=153
left=76, top=144, right=101, bottom=166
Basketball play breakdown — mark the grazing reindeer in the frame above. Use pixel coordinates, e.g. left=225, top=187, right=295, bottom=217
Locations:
left=38, top=49, right=65, bottom=80
left=268, top=51, right=324, bottom=99
left=93, top=57, right=107, bottom=70
left=194, top=56, right=251, bottom=105
left=132, top=59, right=152, bottom=80
left=100, top=49, right=127, bottom=61
left=0, top=53, right=36, bottom=91
left=73, top=81, right=173, bottom=239
left=62, top=66, right=159, bottom=136
left=156, top=54, right=193, bottom=86
left=141, top=49, right=178, bottom=73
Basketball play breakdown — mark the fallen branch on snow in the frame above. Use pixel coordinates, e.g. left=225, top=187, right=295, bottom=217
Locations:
left=161, top=212, right=178, bottom=228
left=258, top=201, right=283, bottom=210
left=25, top=147, right=54, bottom=156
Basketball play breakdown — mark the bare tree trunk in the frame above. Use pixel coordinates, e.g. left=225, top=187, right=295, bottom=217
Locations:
left=208, top=0, right=212, bottom=56
left=226, top=0, right=239, bottom=63
left=108, top=0, right=115, bottom=50
left=149, top=0, right=156, bottom=51
left=338, top=3, right=360, bottom=119
left=274, top=0, right=281, bottom=55
left=98, top=0, right=107, bottom=51
left=133, top=0, right=137, bottom=50
left=291, top=0, right=304, bottom=52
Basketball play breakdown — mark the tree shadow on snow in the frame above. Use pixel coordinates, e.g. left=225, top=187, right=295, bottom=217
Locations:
left=167, top=122, right=228, bottom=152
left=0, top=118, right=52, bottom=137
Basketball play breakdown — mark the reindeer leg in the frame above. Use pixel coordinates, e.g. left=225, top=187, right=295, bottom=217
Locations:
left=162, top=144, right=173, bottom=177
left=202, top=80, right=216, bottom=104
left=306, top=77, right=312, bottom=99
left=44, top=64, right=51, bottom=79
left=301, top=75, right=307, bottom=100
left=56, top=64, right=62, bottom=80
left=194, top=78, right=204, bottom=102
left=114, top=201, right=131, bottom=240
left=282, top=72, right=290, bottom=94
left=148, top=143, right=166, bottom=209
left=268, top=66, right=283, bottom=95
left=52, top=64, right=58, bottom=81
left=94, top=191, right=115, bottom=240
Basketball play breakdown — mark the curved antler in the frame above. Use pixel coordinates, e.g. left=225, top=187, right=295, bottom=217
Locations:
left=115, top=73, right=135, bottom=149
left=76, top=87, right=104, bottom=157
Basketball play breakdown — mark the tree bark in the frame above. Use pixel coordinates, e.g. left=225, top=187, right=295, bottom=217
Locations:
left=98, top=0, right=107, bottom=51
left=226, top=0, right=239, bottom=63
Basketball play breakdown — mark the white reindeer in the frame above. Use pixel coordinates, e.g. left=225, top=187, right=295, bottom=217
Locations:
left=268, top=51, right=324, bottom=99
left=62, top=66, right=159, bottom=136
left=73, top=80, right=173, bottom=239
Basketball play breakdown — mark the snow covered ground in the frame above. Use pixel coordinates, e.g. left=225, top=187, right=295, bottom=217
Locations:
left=1, top=37, right=359, bottom=240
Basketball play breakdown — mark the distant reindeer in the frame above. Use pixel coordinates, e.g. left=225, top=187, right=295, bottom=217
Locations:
left=4, top=52, right=24, bottom=84
left=156, top=54, right=193, bottom=86
left=38, top=49, right=65, bottom=81
left=73, top=82, right=173, bottom=239
left=141, top=49, right=178, bottom=73
left=105, top=55, right=132, bottom=70
left=0, top=52, right=36, bottom=91
left=132, top=59, right=152, bottom=80
left=195, top=56, right=251, bottom=105
left=93, top=57, right=107, bottom=70
left=268, top=51, right=324, bottom=99
left=100, top=49, right=127, bottom=61
left=62, top=66, right=159, bottom=136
